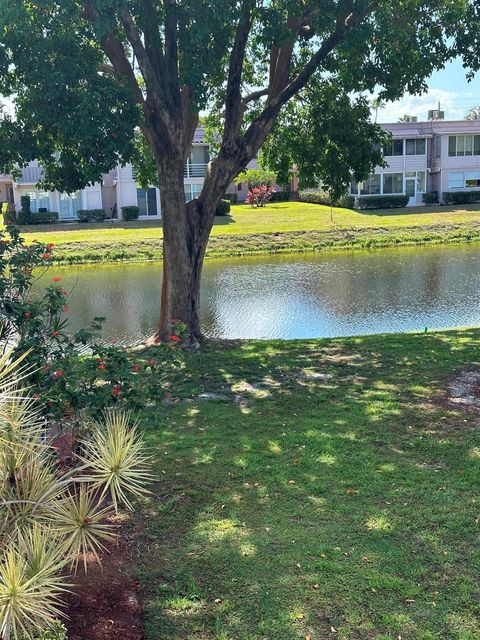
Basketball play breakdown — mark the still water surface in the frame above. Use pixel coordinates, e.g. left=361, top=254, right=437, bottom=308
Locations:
left=39, top=244, right=480, bottom=341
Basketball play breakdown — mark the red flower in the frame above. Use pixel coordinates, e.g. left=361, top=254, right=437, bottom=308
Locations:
left=98, top=363, right=106, bottom=370
left=52, top=276, right=61, bottom=282
left=63, top=305, right=70, bottom=312
left=112, top=385, right=121, bottom=396
left=24, top=311, right=31, bottom=318
left=147, top=359, right=156, bottom=365
left=169, top=335, right=180, bottom=342
left=41, top=252, right=52, bottom=260
left=47, top=243, right=55, bottom=250
left=52, top=330, right=59, bottom=337
left=132, top=363, right=141, bottom=372
left=53, top=370, right=63, bottom=379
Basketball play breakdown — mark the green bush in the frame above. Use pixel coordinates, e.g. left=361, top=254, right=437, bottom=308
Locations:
left=423, top=191, right=438, bottom=205
left=1, top=202, right=15, bottom=224
left=216, top=199, right=231, bottom=216
left=299, top=190, right=355, bottom=209
left=16, top=195, right=32, bottom=225
left=77, top=208, right=106, bottom=222
left=355, top=195, right=409, bottom=209
left=443, top=190, right=480, bottom=205
left=223, top=193, right=238, bottom=204
left=270, top=190, right=291, bottom=202
left=30, top=211, right=59, bottom=224
left=122, top=205, right=140, bottom=221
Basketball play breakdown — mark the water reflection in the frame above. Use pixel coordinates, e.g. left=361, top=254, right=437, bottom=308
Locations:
left=34, top=244, right=480, bottom=341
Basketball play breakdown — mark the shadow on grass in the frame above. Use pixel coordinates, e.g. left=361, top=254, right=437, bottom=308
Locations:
left=135, top=329, right=480, bottom=639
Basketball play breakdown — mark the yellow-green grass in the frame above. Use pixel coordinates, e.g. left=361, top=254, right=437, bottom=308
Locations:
left=12, top=202, right=480, bottom=264
left=135, top=329, right=480, bottom=639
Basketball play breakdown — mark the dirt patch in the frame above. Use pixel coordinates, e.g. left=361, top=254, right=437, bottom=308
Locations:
left=447, top=369, right=480, bottom=410
left=65, top=537, right=143, bottom=640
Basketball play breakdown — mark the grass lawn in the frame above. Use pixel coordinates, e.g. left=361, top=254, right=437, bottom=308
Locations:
left=10, top=202, right=480, bottom=264
left=135, top=329, right=480, bottom=640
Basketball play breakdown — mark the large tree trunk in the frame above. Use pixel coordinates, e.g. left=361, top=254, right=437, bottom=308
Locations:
left=149, top=160, right=218, bottom=344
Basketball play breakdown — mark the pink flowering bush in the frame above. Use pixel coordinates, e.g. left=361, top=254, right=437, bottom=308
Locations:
left=246, top=183, right=276, bottom=207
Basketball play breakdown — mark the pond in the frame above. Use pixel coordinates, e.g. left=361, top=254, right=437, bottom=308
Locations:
left=39, top=244, right=480, bottom=341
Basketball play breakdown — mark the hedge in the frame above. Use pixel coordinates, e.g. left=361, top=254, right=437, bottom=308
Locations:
left=423, top=191, right=438, bottom=205
left=223, top=193, right=238, bottom=204
left=355, top=195, right=409, bottom=210
left=216, top=199, right=231, bottom=216
left=443, top=190, right=480, bottom=205
left=29, top=211, right=59, bottom=224
left=77, top=208, right=106, bottom=222
left=121, top=205, right=140, bottom=220
left=270, top=190, right=292, bottom=202
left=299, top=190, right=355, bottom=209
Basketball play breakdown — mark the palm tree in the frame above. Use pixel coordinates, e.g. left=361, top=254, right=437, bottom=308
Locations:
left=465, top=106, right=480, bottom=120
left=398, top=114, right=412, bottom=122
left=371, top=96, right=386, bottom=123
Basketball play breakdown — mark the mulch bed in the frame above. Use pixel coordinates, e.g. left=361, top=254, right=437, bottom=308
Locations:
left=65, top=537, right=143, bottom=640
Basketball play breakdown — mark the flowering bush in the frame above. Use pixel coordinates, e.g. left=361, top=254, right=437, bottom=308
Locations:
left=0, top=224, right=183, bottom=418
left=246, top=184, right=276, bottom=207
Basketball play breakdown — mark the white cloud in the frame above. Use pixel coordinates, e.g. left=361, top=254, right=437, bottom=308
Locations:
left=376, top=88, right=469, bottom=123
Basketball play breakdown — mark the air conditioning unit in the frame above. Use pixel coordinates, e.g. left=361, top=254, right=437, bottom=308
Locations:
left=428, top=109, right=445, bottom=120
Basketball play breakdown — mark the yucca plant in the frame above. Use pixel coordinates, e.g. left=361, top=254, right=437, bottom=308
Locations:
left=78, top=410, right=152, bottom=511
left=0, top=350, right=151, bottom=640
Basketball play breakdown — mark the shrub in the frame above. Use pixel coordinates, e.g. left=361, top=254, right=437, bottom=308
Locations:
left=122, top=206, right=140, bottom=221
left=246, top=184, right=275, bottom=207
left=0, top=354, right=152, bottom=640
left=216, top=199, right=231, bottom=216
left=1, top=202, right=15, bottom=225
left=15, top=195, right=32, bottom=225
left=29, top=211, right=59, bottom=224
left=223, top=193, right=238, bottom=204
left=269, top=190, right=291, bottom=202
left=355, top=195, right=409, bottom=209
left=443, top=190, right=480, bottom=205
left=298, top=190, right=355, bottom=209
left=77, top=209, right=106, bottom=223
left=0, top=224, right=182, bottom=418
left=423, top=191, right=438, bottom=205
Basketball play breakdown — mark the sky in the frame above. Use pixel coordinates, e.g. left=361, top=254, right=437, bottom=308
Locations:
left=376, top=57, right=480, bottom=123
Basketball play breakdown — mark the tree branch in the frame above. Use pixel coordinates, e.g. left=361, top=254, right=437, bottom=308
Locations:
left=223, top=0, right=255, bottom=146
left=241, top=87, right=269, bottom=105
left=244, top=4, right=376, bottom=154
left=120, top=8, right=162, bottom=94
left=82, top=2, right=144, bottom=105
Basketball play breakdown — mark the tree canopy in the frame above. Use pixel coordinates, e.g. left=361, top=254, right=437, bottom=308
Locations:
left=0, top=0, right=476, bottom=339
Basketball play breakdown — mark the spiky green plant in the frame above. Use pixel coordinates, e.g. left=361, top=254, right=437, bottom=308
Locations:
left=78, top=410, right=152, bottom=511
left=0, top=351, right=151, bottom=640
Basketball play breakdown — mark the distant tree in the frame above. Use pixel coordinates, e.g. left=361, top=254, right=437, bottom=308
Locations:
left=0, top=0, right=470, bottom=341
left=398, top=114, right=413, bottom=122
left=234, top=168, right=277, bottom=188
left=371, top=96, right=386, bottom=123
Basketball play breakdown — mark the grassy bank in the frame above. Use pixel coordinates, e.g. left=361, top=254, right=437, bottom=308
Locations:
left=16, top=202, right=480, bottom=264
left=135, top=329, right=480, bottom=639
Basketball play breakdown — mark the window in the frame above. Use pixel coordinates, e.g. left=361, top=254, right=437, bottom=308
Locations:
left=383, top=173, right=404, bottom=194
left=405, top=138, right=426, bottom=155
left=435, top=135, right=442, bottom=158
left=465, top=171, right=480, bottom=188
left=59, top=192, right=82, bottom=218
left=448, top=135, right=480, bottom=157
left=27, top=190, right=51, bottom=213
left=448, top=172, right=465, bottom=189
left=359, top=175, right=381, bottom=195
left=137, top=187, right=158, bottom=216
left=383, top=139, right=403, bottom=157
left=350, top=180, right=358, bottom=195
left=184, top=183, right=203, bottom=202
